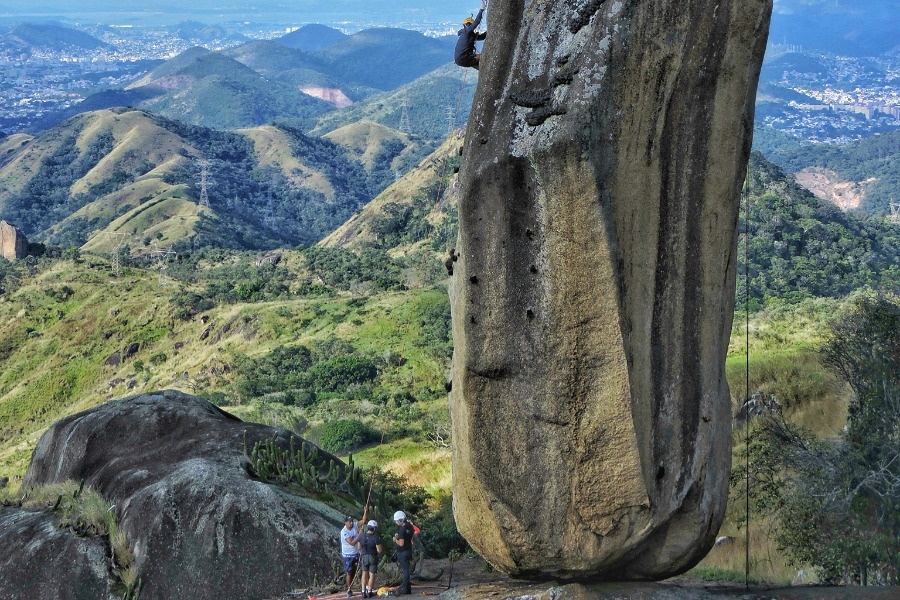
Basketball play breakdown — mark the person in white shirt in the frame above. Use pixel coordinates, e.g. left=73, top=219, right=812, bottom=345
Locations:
left=340, top=511, right=367, bottom=596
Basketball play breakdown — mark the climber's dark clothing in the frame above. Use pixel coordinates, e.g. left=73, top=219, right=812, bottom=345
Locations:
left=454, top=9, right=487, bottom=68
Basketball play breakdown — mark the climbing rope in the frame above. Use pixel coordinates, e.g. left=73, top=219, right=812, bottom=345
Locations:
left=743, top=162, right=752, bottom=589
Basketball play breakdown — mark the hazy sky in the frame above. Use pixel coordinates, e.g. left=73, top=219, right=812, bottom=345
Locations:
left=0, top=1, right=479, bottom=27
left=1, top=1, right=897, bottom=30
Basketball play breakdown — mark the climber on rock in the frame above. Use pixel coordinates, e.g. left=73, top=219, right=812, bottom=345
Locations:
left=454, top=2, right=488, bottom=70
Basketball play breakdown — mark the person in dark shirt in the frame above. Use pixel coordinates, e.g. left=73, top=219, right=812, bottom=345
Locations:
left=454, top=4, right=487, bottom=70
left=356, top=520, right=383, bottom=599
left=391, top=510, right=415, bottom=595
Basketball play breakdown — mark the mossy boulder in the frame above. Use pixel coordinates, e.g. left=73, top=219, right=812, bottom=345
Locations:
left=0, top=509, right=115, bottom=600
left=20, top=390, right=345, bottom=600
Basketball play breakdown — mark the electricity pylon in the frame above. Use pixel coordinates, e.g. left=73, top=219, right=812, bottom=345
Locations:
left=196, top=159, right=213, bottom=210
left=150, top=243, right=177, bottom=287
left=102, top=231, right=127, bottom=277
left=398, top=94, right=412, bottom=134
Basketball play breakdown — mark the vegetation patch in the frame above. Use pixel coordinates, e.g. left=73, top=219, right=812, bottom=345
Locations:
left=1, top=480, right=140, bottom=598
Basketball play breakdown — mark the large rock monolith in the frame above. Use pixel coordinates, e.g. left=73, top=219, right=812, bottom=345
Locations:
left=0, top=220, right=28, bottom=261
left=450, top=0, right=772, bottom=579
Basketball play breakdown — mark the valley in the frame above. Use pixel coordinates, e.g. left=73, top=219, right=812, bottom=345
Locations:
left=0, top=1, right=898, bottom=594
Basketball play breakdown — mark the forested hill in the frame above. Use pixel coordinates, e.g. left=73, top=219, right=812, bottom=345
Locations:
left=739, top=152, right=900, bottom=310
left=0, top=108, right=417, bottom=251
left=0, top=22, right=110, bottom=52
left=33, top=27, right=457, bottom=134
left=753, top=127, right=900, bottom=215
left=317, top=142, right=900, bottom=313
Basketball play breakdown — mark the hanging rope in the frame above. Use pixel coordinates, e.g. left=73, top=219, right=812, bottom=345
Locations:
left=743, top=161, right=752, bottom=589
left=427, top=67, right=471, bottom=224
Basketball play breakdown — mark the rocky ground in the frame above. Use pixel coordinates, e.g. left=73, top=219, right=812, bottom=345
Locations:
left=274, top=557, right=896, bottom=600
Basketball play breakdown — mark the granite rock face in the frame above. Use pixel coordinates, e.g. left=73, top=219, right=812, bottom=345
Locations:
left=22, top=390, right=344, bottom=600
left=0, top=220, right=27, bottom=260
left=450, top=0, right=771, bottom=579
left=0, top=509, right=116, bottom=600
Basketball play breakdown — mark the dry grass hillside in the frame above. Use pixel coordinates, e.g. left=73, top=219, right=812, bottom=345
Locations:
left=324, top=121, right=416, bottom=171
left=0, top=250, right=453, bottom=483
left=0, top=108, right=387, bottom=252
left=320, top=133, right=463, bottom=251
left=238, top=125, right=336, bottom=199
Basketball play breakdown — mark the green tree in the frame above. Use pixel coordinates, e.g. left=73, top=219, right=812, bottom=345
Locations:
left=318, top=419, right=378, bottom=453
left=746, top=293, right=900, bottom=585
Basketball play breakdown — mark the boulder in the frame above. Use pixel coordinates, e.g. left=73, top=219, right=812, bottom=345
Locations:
left=104, top=351, right=121, bottom=367
left=450, top=0, right=772, bottom=579
left=0, top=220, right=28, bottom=261
left=22, top=390, right=345, bottom=600
left=0, top=509, right=116, bottom=600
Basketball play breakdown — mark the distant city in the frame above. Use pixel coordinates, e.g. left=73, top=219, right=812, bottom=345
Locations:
left=758, top=43, right=900, bottom=144
left=1, top=12, right=899, bottom=143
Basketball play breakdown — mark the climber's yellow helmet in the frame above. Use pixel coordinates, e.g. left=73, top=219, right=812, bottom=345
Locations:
left=463, top=17, right=475, bottom=26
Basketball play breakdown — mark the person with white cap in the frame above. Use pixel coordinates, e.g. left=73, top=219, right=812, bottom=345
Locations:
left=391, top=510, right=415, bottom=595
left=356, top=519, right=383, bottom=598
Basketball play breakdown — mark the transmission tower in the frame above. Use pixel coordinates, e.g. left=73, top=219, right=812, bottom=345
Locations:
left=196, top=159, right=213, bottom=210
left=102, top=231, right=127, bottom=277
left=150, top=244, right=177, bottom=287
left=889, top=198, right=900, bottom=224
left=398, top=94, right=412, bottom=134
left=446, top=105, right=456, bottom=136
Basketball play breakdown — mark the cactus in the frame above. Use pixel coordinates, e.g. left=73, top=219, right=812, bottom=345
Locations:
left=244, top=434, right=379, bottom=517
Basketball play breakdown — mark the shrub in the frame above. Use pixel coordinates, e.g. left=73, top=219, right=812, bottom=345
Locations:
left=419, top=493, right=469, bottom=558
left=319, top=419, right=379, bottom=453
left=308, top=355, right=378, bottom=393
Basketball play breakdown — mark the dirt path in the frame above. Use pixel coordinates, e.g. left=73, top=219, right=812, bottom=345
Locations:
left=272, top=557, right=894, bottom=600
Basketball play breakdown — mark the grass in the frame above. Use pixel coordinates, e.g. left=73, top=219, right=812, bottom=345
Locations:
left=349, top=435, right=452, bottom=500
left=0, top=252, right=858, bottom=586
left=1, top=480, right=138, bottom=591
left=726, top=297, right=849, bottom=439
left=715, top=298, right=853, bottom=583
left=689, top=525, right=803, bottom=586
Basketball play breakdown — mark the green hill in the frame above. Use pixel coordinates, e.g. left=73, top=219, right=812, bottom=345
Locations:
left=128, top=46, right=214, bottom=85
left=222, top=40, right=324, bottom=77
left=47, top=46, right=335, bottom=132
left=278, top=24, right=348, bottom=53
left=753, top=127, right=900, bottom=215
left=0, top=108, right=385, bottom=251
left=316, top=28, right=455, bottom=91
left=1, top=22, right=110, bottom=52
left=739, top=152, right=900, bottom=308
left=311, top=64, right=476, bottom=143
left=126, top=51, right=334, bottom=130
left=320, top=133, right=461, bottom=254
